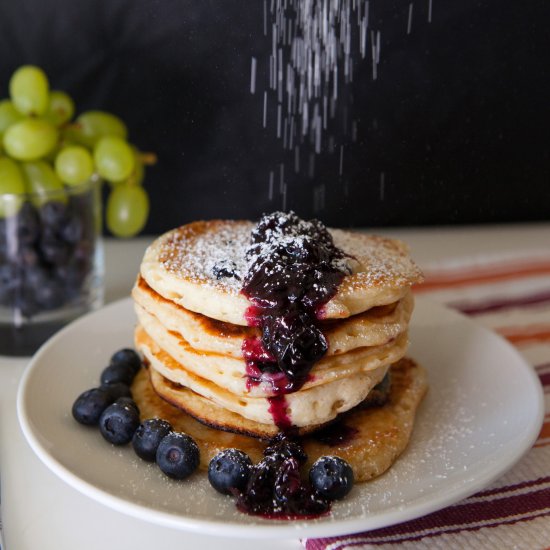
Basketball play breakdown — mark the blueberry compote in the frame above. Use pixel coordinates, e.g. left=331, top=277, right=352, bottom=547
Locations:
left=241, top=212, right=349, bottom=428
left=236, top=434, right=330, bottom=518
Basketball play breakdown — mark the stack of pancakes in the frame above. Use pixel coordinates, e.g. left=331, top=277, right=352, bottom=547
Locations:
left=132, top=219, right=424, bottom=441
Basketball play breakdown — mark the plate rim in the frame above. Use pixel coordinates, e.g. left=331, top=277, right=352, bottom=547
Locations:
left=16, top=296, right=545, bottom=539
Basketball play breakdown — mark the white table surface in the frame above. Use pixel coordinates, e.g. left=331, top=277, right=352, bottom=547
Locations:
left=2, top=222, right=550, bottom=550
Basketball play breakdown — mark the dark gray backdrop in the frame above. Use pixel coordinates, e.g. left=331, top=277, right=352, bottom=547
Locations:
left=0, top=0, right=548, bottom=232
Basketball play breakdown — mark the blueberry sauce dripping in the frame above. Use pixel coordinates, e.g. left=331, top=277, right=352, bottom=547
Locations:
left=241, top=212, right=349, bottom=428
left=236, top=434, right=330, bottom=518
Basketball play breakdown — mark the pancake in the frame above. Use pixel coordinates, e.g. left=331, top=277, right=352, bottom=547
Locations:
left=134, top=307, right=409, bottom=397
left=147, top=367, right=319, bottom=439
left=131, top=357, right=428, bottom=482
left=139, top=220, right=423, bottom=325
left=132, top=275, right=414, bottom=358
left=137, top=326, right=391, bottom=431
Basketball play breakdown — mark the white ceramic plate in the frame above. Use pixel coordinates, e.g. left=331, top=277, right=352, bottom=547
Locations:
left=17, top=297, right=544, bottom=539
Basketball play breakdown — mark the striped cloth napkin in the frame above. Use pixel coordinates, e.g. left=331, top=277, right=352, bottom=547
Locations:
left=305, top=250, right=550, bottom=550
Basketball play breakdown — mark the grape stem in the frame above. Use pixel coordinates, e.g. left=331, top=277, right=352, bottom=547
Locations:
left=139, top=152, right=157, bottom=166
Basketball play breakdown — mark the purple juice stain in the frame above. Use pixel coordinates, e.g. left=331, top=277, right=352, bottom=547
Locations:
left=312, top=422, right=359, bottom=447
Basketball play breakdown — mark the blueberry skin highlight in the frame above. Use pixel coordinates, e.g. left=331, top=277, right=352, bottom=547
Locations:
left=156, top=432, right=200, bottom=480
left=309, top=456, right=354, bottom=500
left=115, top=396, right=140, bottom=416
left=208, top=449, right=253, bottom=494
left=132, top=418, right=173, bottom=461
left=98, top=402, right=140, bottom=445
left=72, top=387, right=113, bottom=425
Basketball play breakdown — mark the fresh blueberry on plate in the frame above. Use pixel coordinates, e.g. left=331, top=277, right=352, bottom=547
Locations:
left=115, top=396, right=140, bottom=416
left=156, top=432, right=200, bottom=479
left=100, top=363, right=135, bottom=386
left=101, top=381, right=132, bottom=400
left=132, top=418, right=173, bottom=461
left=72, top=387, right=113, bottom=425
left=309, top=456, right=354, bottom=500
left=98, top=401, right=140, bottom=445
left=110, top=348, right=142, bottom=375
left=208, top=449, right=252, bottom=494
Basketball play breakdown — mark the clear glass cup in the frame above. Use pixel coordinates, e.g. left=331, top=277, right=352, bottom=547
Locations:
left=0, top=177, right=104, bottom=356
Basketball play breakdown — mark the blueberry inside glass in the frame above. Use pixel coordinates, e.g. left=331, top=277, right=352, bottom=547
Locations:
left=0, top=178, right=103, bottom=355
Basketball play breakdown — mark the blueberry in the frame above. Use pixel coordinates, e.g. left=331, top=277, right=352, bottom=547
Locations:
left=55, top=261, right=87, bottom=296
left=59, top=215, right=83, bottom=244
left=273, top=457, right=303, bottom=506
left=309, top=456, right=354, bottom=500
left=24, top=263, right=49, bottom=288
left=156, top=432, right=200, bottom=479
left=73, top=240, right=94, bottom=263
left=264, top=434, right=308, bottom=465
left=39, top=234, right=70, bottom=265
left=99, top=402, right=140, bottom=445
left=132, top=418, right=173, bottom=461
left=34, top=276, right=66, bottom=310
left=110, top=348, right=142, bottom=374
left=100, top=364, right=135, bottom=386
left=0, top=264, right=18, bottom=305
left=242, top=455, right=279, bottom=507
left=39, top=201, right=67, bottom=229
left=16, top=202, right=40, bottom=245
left=17, top=245, right=40, bottom=269
left=101, top=382, right=132, bottom=400
left=116, top=396, right=140, bottom=416
left=72, top=387, right=113, bottom=425
left=208, top=449, right=252, bottom=494
left=212, top=260, right=240, bottom=280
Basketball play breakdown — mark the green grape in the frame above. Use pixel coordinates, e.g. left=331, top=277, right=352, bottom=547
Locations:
left=94, top=136, right=134, bottom=182
left=74, top=111, right=128, bottom=148
left=0, top=100, right=24, bottom=136
left=55, top=145, right=94, bottom=185
left=44, top=90, right=75, bottom=126
left=21, top=160, right=66, bottom=206
left=128, top=146, right=145, bottom=186
left=0, top=157, right=26, bottom=217
left=106, top=184, right=149, bottom=238
left=3, top=118, right=59, bottom=161
left=9, top=65, right=50, bottom=116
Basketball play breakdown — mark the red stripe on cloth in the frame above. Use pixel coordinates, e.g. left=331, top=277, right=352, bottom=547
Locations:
left=539, top=372, right=550, bottom=387
left=312, top=486, right=550, bottom=547
left=472, top=476, right=550, bottom=499
left=305, top=509, right=550, bottom=549
left=496, top=326, right=550, bottom=345
left=536, top=422, right=550, bottom=441
left=450, top=290, right=550, bottom=316
left=414, top=261, right=550, bottom=292
left=306, top=262, right=550, bottom=550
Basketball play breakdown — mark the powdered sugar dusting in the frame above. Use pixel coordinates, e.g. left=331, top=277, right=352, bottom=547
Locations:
left=158, top=221, right=253, bottom=293
left=156, top=216, right=422, bottom=295
left=333, top=230, right=423, bottom=288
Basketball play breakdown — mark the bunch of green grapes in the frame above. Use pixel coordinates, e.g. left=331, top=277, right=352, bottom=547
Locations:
left=0, top=65, right=154, bottom=237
